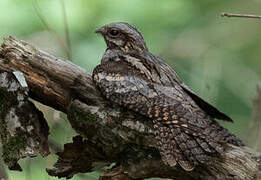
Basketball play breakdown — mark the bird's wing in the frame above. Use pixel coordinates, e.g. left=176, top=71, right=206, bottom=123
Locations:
left=93, top=65, right=231, bottom=170
left=154, top=58, right=233, bottom=122
left=180, top=83, right=233, bottom=122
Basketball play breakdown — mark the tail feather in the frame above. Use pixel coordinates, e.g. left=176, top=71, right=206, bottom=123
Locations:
left=153, top=119, right=243, bottom=171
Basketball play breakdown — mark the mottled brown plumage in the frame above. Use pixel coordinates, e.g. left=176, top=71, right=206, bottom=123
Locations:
left=92, top=22, right=243, bottom=170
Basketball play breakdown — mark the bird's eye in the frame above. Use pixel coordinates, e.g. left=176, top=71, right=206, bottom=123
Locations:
left=109, top=29, right=119, bottom=36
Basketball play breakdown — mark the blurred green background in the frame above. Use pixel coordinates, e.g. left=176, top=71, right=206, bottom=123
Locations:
left=0, top=0, right=260, bottom=179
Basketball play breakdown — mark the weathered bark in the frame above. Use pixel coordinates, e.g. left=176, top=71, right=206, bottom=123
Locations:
left=0, top=71, right=49, bottom=171
left=0, top=36, right=260, bottom=180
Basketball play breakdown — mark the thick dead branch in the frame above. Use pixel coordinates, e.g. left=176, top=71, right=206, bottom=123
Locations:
left=0, top=36, right=99, bottom=112
left=0, top=36, right=260, bottom=180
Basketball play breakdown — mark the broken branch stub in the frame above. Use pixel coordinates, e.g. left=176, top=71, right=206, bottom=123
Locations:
left=0, top=71, right=49, bottom=171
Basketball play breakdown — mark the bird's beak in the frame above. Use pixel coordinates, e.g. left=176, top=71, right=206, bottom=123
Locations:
left=95, top=27, right=103, bottom=34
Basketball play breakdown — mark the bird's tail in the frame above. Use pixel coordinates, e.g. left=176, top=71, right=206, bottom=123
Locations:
left=153, top=120, right=244, bottom=171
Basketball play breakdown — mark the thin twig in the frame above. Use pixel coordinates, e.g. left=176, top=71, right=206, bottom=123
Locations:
left=33, top=0, right=71, bottom=59
left=247, top=86, right=261, bottom=151
left=60, top=0, right=72, bottom=61
left=221, top=12, right=261, bottom=19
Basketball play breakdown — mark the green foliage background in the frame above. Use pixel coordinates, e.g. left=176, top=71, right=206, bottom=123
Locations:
left=0, top=0, right=260, bottom=179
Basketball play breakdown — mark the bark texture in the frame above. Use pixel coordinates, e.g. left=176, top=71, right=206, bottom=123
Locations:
left=0, top=71, right=49, bottom=171
left=0, top=36, right=260, bottom=180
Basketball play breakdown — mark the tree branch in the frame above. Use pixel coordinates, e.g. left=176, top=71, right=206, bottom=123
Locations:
left=221, top=13, right=261, bottom=19
left=0, top=36, right=260, bottom=180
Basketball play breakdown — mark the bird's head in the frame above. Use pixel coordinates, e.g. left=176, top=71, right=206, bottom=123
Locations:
left=95, top=22, right=148, bottom=52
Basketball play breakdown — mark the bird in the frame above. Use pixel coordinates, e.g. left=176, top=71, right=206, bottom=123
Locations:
left=92, top=22, right=244, bottom=171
